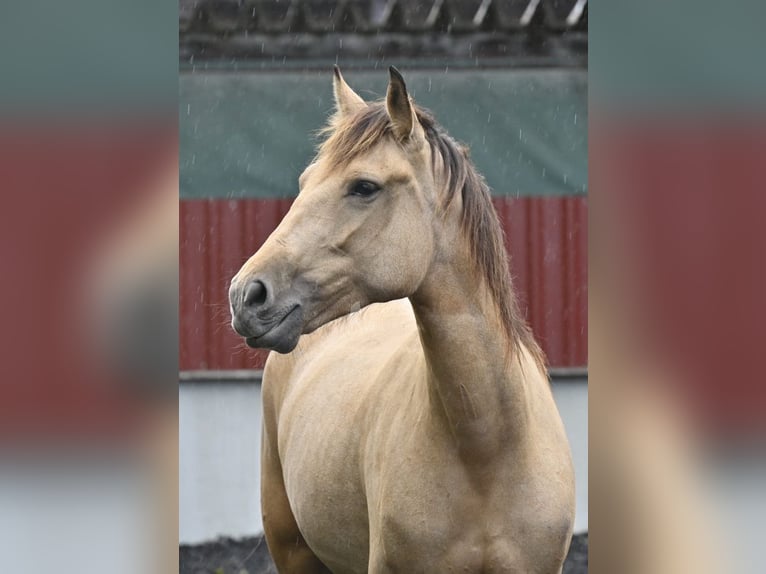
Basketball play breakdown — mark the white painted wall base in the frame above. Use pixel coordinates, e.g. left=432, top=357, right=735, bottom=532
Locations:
left=550, top=380, right=588, bottom=533
left=180, top=383, right=265, bottom=543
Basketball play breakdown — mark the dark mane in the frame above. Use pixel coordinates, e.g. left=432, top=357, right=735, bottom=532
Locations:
left=318, top=102, right=546, bottom=371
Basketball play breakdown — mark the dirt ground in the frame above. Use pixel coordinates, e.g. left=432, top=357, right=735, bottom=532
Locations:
left=180, top=532, right=588, bottom=573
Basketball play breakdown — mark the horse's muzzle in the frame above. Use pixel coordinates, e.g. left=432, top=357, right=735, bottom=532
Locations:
left=229, top=278, right=304, bottom=353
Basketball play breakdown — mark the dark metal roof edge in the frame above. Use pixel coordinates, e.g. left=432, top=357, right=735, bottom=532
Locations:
left=179, top=1, right=587, bottom=66
left=180, top=0, right=588, bottom=36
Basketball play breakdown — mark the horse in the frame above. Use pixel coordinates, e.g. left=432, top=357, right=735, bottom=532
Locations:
left=229, top=67, right=575, bottom=573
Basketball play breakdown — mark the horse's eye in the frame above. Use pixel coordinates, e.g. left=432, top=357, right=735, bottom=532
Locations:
left=348, top=180, right=381, bottom=198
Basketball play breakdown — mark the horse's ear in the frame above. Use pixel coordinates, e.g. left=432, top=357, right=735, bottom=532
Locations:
left=333, top=66, right=366, bottom=117
left=386, top=67, right=420, bottom=142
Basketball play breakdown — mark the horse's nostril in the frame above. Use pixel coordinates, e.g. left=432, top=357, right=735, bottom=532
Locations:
left=243, top=280, right=268, bottom=307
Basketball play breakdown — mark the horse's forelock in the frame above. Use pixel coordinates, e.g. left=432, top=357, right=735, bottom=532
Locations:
left=317, top=103, right=393, bottom=167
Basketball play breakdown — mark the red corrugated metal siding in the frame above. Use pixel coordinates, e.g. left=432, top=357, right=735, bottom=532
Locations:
left=494, top=197, right=588, bottom=367
left=180, top=197, right=587, bottom=370
left=180, top=198, right=294, bottom=370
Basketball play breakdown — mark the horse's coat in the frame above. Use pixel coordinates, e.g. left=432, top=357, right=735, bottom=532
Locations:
left=229, top=68, right=575, bottom=573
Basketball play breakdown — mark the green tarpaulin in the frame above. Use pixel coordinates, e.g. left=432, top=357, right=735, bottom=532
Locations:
left=180, top=69, right=586, bottom=199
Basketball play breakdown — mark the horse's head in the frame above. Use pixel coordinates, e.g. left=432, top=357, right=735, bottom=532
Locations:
left=229, top=67, right=445, bottom=352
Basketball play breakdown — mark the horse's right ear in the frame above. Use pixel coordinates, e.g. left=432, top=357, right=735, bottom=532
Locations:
left=386, top=66, right=422, bottom=142
left=333, top=66, right=366, bottom=117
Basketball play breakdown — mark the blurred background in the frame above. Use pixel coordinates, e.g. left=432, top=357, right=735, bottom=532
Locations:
left=0, top=0, right=177, bottom=571
left=0, top=0, right=763, bottom=572
left=179, top=0, right=588, bottom=570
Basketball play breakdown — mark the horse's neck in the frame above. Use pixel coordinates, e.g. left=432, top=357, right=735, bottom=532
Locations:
left=409, top=253, right=532, bottom=463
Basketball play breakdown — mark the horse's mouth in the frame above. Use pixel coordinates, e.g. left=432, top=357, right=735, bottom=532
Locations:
left=244, top=304, right=303, bottom=353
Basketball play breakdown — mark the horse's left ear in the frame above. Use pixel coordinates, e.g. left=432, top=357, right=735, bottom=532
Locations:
left=333, top=66, right=366, bottom=118
left=386, top=67, right=422, bottom=142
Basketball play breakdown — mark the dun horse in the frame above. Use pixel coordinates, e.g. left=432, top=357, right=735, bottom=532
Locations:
left=229, top=68, right=575, bottom=573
